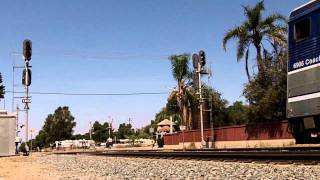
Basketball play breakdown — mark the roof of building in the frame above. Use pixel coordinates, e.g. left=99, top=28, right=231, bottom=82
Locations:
left=157, top=119, right=176, bottom=126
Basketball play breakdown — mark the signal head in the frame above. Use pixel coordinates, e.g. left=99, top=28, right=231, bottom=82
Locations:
left=199, top=50, right=206, bottom=66
left=23, top=39, right=32, bottom=61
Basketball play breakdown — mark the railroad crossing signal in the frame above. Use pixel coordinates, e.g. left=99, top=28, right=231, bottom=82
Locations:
left=22, top=68, right=32, bottom=86
left=192, top=54, right=199, bottom=69
left=23, top=39, right=32, bottom=61
left=199, top=50, right=206, bottom=67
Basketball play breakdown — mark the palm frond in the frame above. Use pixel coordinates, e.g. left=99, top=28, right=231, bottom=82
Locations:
left=236, top=32, right=251, bottom=61
left=243, top=1, right=265, bottom=30
left=261, top=13, right=287, bottom=27
left=168, top=54, right=190, bottom=82
left=223, top=26, right=243, bottom=50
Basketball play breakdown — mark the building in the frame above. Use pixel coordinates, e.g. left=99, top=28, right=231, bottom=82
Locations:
left=157, top=119, right=176, bottom=133
left=0, top=111, right=17, bottom=156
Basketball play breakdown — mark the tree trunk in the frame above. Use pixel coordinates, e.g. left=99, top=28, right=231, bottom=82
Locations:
left=177, top=80, right=187, bottom=128
left=182, top=102, right=188, bottom=130
left=245, top=57, right=250, bottom=81
left=255, top=44, right=264, bottom=74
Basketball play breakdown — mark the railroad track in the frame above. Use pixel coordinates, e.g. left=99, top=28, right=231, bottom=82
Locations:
left=53, top=149, right=320, bottom=164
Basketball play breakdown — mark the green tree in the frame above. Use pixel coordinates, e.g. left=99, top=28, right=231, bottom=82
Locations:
left=226, top=101, right=249, bottom=125
left=0, top=73, right=5, bottom=100
left=243, top=50, right=287, bottom=122
left=71, top=133, right=85, bottom=140
left=222, top=1, right=286, bottom=80
left=91, top=121, right=112, bottom=142
left=116, top=123, right=134, bottom=139
left=33, top=130, right=47, bottom=148
left=152, top=85, right=231, bottom=130
left=202, top=86, right=230, bottom=127
left=34, top=106, right=76, bottom=147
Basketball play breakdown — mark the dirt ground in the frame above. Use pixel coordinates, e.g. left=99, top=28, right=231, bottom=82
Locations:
left=0, top=153, right=52, bottom=180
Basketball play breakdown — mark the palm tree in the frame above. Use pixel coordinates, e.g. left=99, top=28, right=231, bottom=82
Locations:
left=222, top=1, right=286, bottom=81
left=169, top=54, right=191, bottom=129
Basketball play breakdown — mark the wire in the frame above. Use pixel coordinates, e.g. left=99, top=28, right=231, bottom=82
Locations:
left=5, top=90, right=169, bottom=96
left=11, top=51, right=170, bottom=61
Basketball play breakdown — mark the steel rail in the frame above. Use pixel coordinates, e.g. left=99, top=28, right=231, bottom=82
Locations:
left=94, top=151, right=320, bottom=161
left=53, top=150, right=320, bottom=161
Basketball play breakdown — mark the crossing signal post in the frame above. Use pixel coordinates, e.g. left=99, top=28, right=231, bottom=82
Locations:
left=193, top=50, right=206, bottom=148
left=22, top=39, right=32, bottom=154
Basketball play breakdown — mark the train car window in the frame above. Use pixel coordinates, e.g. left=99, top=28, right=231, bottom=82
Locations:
left=294, top=18, right=311, bottom=41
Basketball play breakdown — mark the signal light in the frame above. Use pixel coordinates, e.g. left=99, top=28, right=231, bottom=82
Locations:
left=22, top=68, right=32, bottom=86
left=199, top=50, right=206, bottom=67
left=192, top=54, right=199, bottom=69
left=23, top=39, right=32, bottom=61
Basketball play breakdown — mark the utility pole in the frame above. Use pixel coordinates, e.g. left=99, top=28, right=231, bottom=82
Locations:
left=12, top=53, right=15, bottom=112
left=30, top=129, right=34, bottom=154
left=22, top=39, right=32, bottom=153
left=11, top=52, right=25, bottom=112
left=16, top=105, right=20, bottom=137
left=89, top=121, right=92, bottom=140
left=107, top=117, right=113, bottom=146
left=208, top=65, right=214, bottom=148
left=24, top=73, right=29, bottom=146
left=197, top=56, right=205, bottom=147
left=108, top=118, right=113, bottom=139
left=193, top=50, right=207, bottom=148
left=128, top=118, right=132, bottom=126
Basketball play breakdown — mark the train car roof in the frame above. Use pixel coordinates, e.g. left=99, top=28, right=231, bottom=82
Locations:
left=289, top=0, right=320, bottom=22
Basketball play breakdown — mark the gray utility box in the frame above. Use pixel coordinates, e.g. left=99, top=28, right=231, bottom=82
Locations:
left=0, top=111, right=16, bottom=156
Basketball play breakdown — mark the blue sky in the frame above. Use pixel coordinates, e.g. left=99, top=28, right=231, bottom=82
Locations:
left=0, top=0, right=307, bottom=137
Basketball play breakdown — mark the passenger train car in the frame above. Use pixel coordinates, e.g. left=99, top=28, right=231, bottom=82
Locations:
left=288, top=0, right=320, bottom=143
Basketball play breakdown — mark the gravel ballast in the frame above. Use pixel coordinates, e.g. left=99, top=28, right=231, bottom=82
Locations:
left=37, top=154, right=320, bottom=179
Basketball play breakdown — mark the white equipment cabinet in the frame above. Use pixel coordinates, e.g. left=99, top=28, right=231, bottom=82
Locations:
left=0, top=111, right=16, bottom=156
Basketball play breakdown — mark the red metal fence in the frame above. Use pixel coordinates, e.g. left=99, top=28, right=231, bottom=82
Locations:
left=164, top=120, right=293, bottom=145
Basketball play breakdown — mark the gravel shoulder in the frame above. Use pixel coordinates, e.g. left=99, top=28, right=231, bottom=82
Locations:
left=1, top=153, right=320, bottom=179
left=0, top=153, right=53, bottom=180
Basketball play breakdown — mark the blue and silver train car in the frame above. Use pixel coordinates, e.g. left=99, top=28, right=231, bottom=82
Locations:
left=288, top=0, right=320, bottom=143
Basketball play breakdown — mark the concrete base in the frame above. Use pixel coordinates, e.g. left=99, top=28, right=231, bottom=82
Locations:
left=164, top=139, right=296, bottom=149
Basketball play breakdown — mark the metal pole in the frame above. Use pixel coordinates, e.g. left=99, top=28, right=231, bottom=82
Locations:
left=128, top=118, right=132, bottom=126
left=89, top=121, right=92, bottom=140
left=108, top=116, right=111, bottom=142
left=182, top=130, right=185, bottom=151
left=12, top=57, right=15, bottom=112
left=108, top=125, right=111, bottom=139
left=198, top=59, right=205, bottom=147
left=16, top=105, right=19, bottom=136
left=24, top=63, right=29, bottom=147
left=25, top=89, right=29, bottom=144
left=170, top=116, right=173, bottom=134
left=30, top=130, right=32, bottom=154
left=208, top=67, right=214, bottom=148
